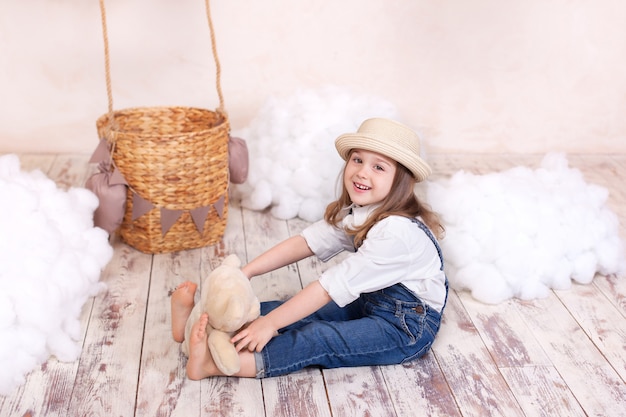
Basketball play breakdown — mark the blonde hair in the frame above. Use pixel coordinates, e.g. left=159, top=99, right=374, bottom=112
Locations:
left=324, top=157, right=444, bottom=248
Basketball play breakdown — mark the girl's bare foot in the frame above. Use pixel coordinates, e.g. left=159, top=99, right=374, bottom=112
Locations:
left=171, top=281, right=197, bottom=342
left=186, top=313, right=221, bottom=380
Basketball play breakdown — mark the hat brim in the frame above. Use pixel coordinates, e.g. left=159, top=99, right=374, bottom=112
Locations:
left=335, top=133, right=432, bottom=182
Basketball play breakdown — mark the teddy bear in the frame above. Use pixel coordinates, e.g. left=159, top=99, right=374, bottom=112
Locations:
left=181, top=254, right=260, bottom=375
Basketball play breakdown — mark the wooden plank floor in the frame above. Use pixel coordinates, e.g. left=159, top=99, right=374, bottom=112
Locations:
left=1, top=153, right=625, bottom=417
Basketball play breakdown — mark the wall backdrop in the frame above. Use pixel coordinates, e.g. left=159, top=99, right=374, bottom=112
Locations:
left=0, top=0, right=625, bottom=154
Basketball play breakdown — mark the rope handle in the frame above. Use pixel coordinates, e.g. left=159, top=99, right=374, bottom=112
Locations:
left=97, top=0, right=225, bottom=141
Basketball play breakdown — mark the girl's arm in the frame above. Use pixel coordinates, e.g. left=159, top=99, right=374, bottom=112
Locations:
left=241, top=235, right=314, bottom=279
left=232, top=280, right=331, bottom=352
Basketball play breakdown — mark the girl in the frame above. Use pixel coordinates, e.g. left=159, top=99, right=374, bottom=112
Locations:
left=172, top=117, right=448, bottom=379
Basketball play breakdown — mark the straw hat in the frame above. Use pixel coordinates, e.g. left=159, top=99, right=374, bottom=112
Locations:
left=335, top=118, right=432, bottom=182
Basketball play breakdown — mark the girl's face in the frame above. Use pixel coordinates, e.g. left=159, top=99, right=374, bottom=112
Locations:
left=343, top=149, right=397, bottom=206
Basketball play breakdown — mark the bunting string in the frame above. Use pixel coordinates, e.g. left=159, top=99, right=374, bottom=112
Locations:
left=89, top=143, right=225, bottom=237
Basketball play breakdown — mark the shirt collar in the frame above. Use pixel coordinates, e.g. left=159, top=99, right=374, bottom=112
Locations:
left=342, top=203, right=381, bottom=229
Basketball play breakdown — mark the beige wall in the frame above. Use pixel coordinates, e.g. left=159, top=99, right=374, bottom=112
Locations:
left=1, top=0, right=625, bottom=154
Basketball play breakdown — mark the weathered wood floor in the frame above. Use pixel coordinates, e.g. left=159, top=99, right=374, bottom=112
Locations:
left=1, top=153, right=625, bottom=417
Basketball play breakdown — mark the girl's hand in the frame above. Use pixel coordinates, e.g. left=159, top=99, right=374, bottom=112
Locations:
left=231, top=315, right=278, bottom=353
left=231, top=281, right=331, bottom=353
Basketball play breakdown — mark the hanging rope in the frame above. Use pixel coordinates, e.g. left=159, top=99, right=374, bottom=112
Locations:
left=98, top=0, right=116, bottom=167
left=98, top=0, right=114, bottom=117
left=204, top=0, right=225, bottom=114
left=97, top=0, right=226, bottom=131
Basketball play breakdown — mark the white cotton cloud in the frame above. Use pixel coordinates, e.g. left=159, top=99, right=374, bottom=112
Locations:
left=231, top=85, right=398, bottom=222
left=0, top=154, right=113, bottom=395
left=427, top=153, right=625, bottom=304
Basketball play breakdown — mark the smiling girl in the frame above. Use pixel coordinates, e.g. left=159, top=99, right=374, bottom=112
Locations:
left=174, top=117, right=448, bottom=379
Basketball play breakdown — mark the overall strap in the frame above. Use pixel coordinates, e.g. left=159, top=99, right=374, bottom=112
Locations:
left=411, top=219, right=444, bottom=271
left=412, top=218, right=449, bottom=312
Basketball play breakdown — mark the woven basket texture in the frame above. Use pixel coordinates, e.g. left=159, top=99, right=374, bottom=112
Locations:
left=97, top=106, right=229, bottom=253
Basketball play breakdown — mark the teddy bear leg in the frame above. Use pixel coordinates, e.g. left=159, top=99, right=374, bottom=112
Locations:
left=171, top=281, right=198, bottom=342
left=208, top=330, right=241, bottom=376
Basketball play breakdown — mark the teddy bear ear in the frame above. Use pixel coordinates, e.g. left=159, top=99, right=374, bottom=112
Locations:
left=223, top=254, right=241, bottom=268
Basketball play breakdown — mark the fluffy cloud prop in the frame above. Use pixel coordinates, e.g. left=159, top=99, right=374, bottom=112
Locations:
left=427, top=153, right=625, bottom=304
left=231, top=85, right=398, bottom=222
left=0, top=154, right=113, bottom=395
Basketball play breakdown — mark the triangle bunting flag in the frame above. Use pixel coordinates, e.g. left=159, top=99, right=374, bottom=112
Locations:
left=132, top=193, right=155, bottom=221
left=160, top=208, right=184, bottom=236
left=190, top=205, right=212, bottom=234
left=214, top=195, right=226, bottom=218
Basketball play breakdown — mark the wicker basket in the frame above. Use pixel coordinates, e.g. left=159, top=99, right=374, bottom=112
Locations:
left=96, top=0, right=230, bottom=253
left=96, top=107, right=229, bottom=253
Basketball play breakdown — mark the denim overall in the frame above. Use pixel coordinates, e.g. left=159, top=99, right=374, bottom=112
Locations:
left=254, top=219, right=448, bottom=378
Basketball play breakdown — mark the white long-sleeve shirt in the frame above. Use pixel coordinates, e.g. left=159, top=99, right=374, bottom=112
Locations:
left=301, top=205, right=447, bottom=312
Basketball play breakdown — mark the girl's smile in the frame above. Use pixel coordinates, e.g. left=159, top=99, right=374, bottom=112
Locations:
left=353, top=182, right=371, bottom=191
left=344, top=149, right=397, bottom=206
